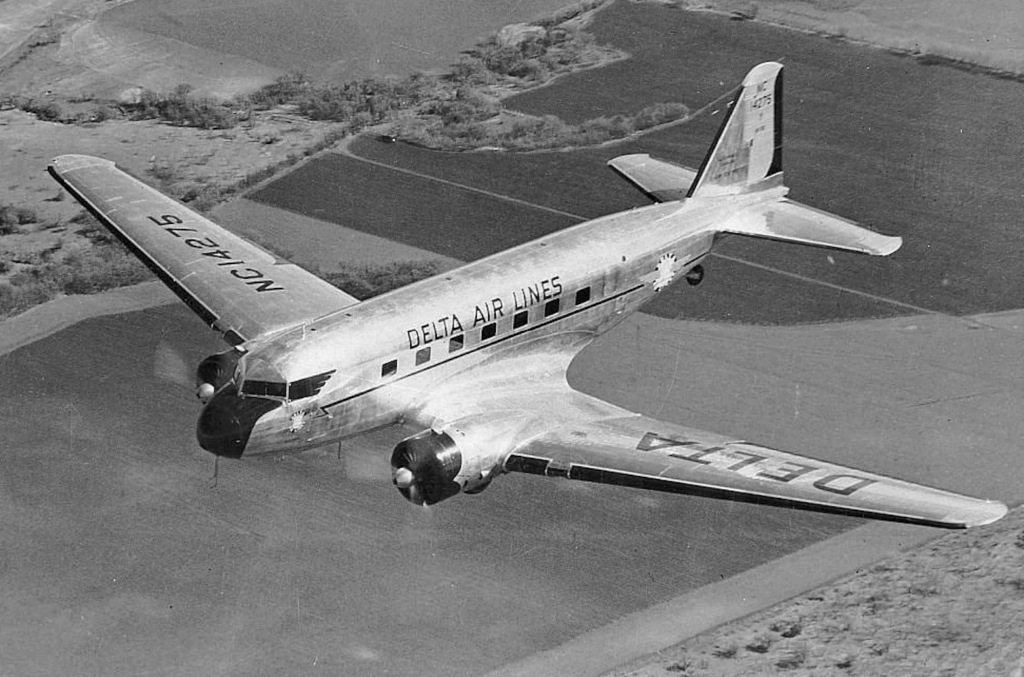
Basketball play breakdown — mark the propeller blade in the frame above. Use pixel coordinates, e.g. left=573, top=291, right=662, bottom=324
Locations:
left=153, top=341, right=192, bottom=387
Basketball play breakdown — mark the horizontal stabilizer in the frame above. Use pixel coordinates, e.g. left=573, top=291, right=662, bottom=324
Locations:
left=722, top=198, right=902, bottom=256
left=608, top=154, right=697, bottom=203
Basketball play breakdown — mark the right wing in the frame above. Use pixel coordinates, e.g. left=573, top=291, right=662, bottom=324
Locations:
left=49, top=154, right=360, bottom=345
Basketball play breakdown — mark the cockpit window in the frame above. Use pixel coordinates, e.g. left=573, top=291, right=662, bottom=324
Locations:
left=241, top=380, right=287, bottom=398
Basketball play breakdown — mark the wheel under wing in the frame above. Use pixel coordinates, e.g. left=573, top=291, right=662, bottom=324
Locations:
left=505, top=409, right=1006, bottom=529
left=48, top=154, right=360, bottom=345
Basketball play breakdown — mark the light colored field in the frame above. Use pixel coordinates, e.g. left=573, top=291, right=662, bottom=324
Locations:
left=687, top=0, right=1024, bottom=73
left=613, top=506, right=1024, bottom=676
left=4, top=277, right=1022, bottom=677
left=211, top=198, right=461, bottom=273
left=97, top=0, right=578, bottom=83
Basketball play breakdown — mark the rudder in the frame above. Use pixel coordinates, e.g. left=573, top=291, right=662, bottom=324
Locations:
left=687, top=62, right=783, bottom=198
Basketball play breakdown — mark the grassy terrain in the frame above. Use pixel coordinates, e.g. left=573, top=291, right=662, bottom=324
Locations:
left=616, top=506, right=1024, bottom=677
left=674, top=0, right=1024, bottom=80
left=0, top=0, right=697, bottom=318
left=343, top=1, right=1024, bottom=324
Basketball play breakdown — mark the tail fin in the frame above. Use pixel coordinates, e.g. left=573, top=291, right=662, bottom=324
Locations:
left=687, top=61, right=783, bottom=198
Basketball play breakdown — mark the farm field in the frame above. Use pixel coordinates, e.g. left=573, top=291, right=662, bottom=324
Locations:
left=252, top=3, right=1024, bottom=324
left=99, top=0, right=575, bottom=82
left=3, top=0, right=1023, bottom=675
left=0, top=302, right=857, bottom=677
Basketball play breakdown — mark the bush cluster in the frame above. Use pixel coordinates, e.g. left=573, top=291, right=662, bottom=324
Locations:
left=122, top=84, right=238, bottom=129
left=396, top=100, right=690, bottom=151
left=242, top=72, right=440, bottom=130
left=0, top=242, right=151, bottom=318
left=0, top=204, right=38, bottom=234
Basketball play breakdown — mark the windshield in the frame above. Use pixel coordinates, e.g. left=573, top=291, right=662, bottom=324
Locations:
left=240, top=380, right=287, bottom=398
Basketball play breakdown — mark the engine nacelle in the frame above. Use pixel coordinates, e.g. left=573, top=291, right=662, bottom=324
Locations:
left=391, top=416, right=522, bottom=506
left=196, top=349, right=241, bottom=403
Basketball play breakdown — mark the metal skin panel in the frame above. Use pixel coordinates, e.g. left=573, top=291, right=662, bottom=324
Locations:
left=51, top=62, right=1006, bottom=528
left=47, top=155, right=360, bottom=344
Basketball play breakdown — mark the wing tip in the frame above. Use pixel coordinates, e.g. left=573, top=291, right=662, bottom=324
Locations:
left=957, top=499, right=1009, bottom=528
left=869, top=234, right=903, bottom=257
left=48, top=154, right=114, bottom=176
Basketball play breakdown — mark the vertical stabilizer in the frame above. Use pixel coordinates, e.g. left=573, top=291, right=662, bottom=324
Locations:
left=687, top=62, right=783, bottom=198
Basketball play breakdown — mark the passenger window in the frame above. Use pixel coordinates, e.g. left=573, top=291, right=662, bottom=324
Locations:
left=575, top=287, right=591, bottom=305
left=381, top=359, right=397, bottom=378
left=449, top=334, right=464, bottom=352
left=544, top=299, right=560, bottom=317
left=415, top=347, right=430, bottom=366
left=481, top=322, right=496, bottom=340
left=513, top=310, right=528, bottom=329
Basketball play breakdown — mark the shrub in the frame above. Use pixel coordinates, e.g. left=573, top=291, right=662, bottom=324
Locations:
left=745, top=633, right=772, bottom=653
left=633, top=102, right=690, bottom=130
left=72, top=211, right=116, bottom=243
left=14, top=206, right=38, bottom=225
left=123, top=86, right=238, bottom=129
left=775, top=642, right=807, bottom=669
left=0, top=206, right=25, bottom=234
left=21, top=99, right=63, bottom=121
left=0, top=281, right=56, bottom=318
left=245, top=71, right=309, bottom=109
left=769, top=620, right=803, bottom=638
left=51, top=244, right=151, bottom=294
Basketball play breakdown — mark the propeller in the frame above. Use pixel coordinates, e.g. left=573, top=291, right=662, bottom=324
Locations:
left=389, top=430, right=462, bottom=506
left=195, top=350, right=241, bottom=404
left=153, top=340, right=193, bottom=388
left=335, top=440, right=392, bottom=483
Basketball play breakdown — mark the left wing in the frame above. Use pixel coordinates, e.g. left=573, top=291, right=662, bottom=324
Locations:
left=504, top=403, right=1006, bottom=529
left=411, top=352, right=1005, bottom=529
left=49, top=154, right=360, bottom=345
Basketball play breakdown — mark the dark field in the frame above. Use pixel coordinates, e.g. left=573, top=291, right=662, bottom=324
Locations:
left=100, top=0, right=573, bottom=81
left=251, top=3, right=1024, bottom=324
left=0, top=304, right=851, bottom=677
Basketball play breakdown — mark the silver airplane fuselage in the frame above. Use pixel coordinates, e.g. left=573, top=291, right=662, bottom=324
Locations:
left=202, top=185, right=785, bottom=457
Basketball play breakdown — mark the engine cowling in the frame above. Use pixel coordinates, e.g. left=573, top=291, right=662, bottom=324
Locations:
left=391, top=416, right=521, bottom=506
left=195, top=350, right=241, bottom=403
left=391, top=429, right=464, bottom=506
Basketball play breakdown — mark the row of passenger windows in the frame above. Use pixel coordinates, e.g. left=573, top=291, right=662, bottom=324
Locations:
left=380, top=285, right=594, bottom=378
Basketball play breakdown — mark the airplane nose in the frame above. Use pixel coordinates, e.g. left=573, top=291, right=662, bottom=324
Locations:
left=196, top=385, right=281, bottom=458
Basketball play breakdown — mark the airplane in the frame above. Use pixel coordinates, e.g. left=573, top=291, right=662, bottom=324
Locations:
left=48, top=62, right=1007, bottom=529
